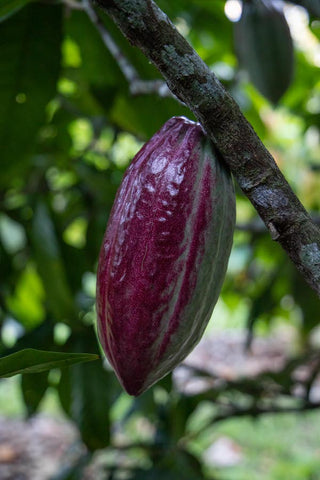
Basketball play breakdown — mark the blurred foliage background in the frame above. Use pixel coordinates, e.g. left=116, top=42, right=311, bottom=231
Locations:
left=1, top=0, right=320, bottom=478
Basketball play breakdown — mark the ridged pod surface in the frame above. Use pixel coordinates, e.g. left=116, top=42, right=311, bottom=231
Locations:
left=96, top=117, right=235, bottom=396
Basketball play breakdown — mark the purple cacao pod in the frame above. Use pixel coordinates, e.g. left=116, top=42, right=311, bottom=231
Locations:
left=96, top=117, right=235, bottom=396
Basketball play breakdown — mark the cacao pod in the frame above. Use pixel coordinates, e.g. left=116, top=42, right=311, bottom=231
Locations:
left=234, top=0, right=294, bottom=104
left=96, top=117, right=235, bottom=396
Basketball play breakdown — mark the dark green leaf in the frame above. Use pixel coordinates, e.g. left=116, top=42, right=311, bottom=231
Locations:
left=58, top=328, right=121, bottom=451
left=234, top=0, right=294, bottom=104
left=66, top=10, right=125, bottom=87
left=0, top=349, right=98, bottom=378
left=0, top=3, right=62, bottom=185
left=70, top=360, right=115, bottom=450
left=0, top=0, right=30, bottom=22
left=245, top=266, right=283, bottom=347
left=21, top=370, right=49, bottom=416
left=32, top=203, right=76, bottom=323
left=58, top=367, right=72, bottom=417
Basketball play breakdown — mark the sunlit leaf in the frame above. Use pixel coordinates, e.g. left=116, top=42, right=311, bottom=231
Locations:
left=6, top=263, right=45, bottom=328
left=0, top=349, right=99, bottom=378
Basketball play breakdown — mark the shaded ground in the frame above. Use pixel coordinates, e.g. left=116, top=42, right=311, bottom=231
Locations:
left=0, top=416, right=80, bottom=480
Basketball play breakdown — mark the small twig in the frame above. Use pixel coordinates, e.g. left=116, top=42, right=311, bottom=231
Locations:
left=81, top=0, right=173, bottom=97
left=179, top=399, right=320, bottom=446
left=236, top=215, right=320, bottom=234
left=129, top=79, right=173, bottom=97
left=109, top=441, right=155, bottom=451
left=211, top=400, right=320, bottom=425
left=62, top=0, right=84, bottom=10
left=235, top=218, right=267, bottom=234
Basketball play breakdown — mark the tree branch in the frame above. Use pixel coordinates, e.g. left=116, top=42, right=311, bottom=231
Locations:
left=207, top=400, right=320, bottom=429
left=82, top=0, right=172, bottom=97
left=179, top=396, right=320, bottom=444
left=93, top=0, right=320, bottom=297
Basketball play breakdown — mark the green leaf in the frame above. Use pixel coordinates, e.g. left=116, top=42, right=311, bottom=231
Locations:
left=0, top=322, right=55, bottom=357
left=0, top=349, right=99, bottom=378
left=68, top=360, right=115, bottom=450
left=6, top=263, right=45, bottom=328
left=0, top=3, right=62, bottom=185
left=66, top=10, right=125, bottom=87
left=32, top=203, right=76, bottom=323
left=21, top=370, right=49, bottom=416
left=0, top=0, right=30, bottom=22
left=234, top=0, right=294, bottom=104
left=57, top=367, right=72, bottom=417
left=58, top=328, right=121, bottom=451
left=108, top=92, right=192, bottom=138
